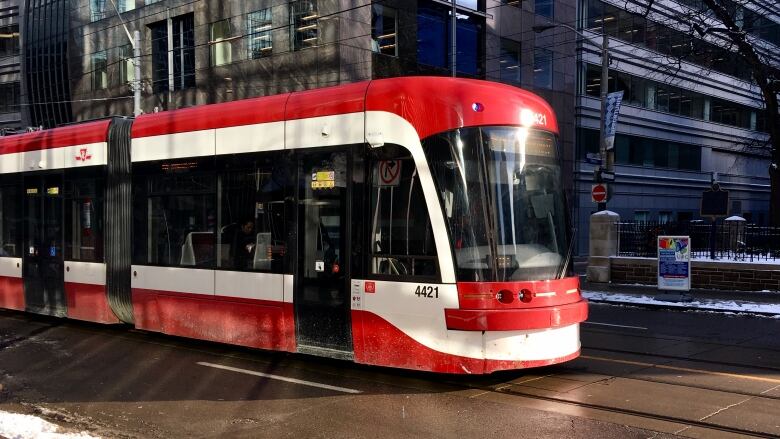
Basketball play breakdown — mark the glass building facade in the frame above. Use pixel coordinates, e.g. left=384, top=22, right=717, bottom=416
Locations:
left=23, top=0, right=73, bottom=128
left=573, top=0, right=775, bottom=253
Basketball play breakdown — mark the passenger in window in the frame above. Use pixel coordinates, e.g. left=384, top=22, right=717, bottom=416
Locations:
left=231, top=218, right=256, bottom=270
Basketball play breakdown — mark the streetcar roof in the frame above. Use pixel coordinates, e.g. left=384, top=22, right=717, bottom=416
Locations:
left=0, top=77, right=558, bottom=156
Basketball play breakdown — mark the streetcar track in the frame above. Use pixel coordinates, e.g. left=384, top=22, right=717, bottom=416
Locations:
left=583, top=326, right=780, bottom=356
left=3, top=310, right=780, bottom=437
left=469, top=383, right=780, bottom=438
left=558, top=362, right=780, bottom=402
left=582, top=345, right=780, bottom=374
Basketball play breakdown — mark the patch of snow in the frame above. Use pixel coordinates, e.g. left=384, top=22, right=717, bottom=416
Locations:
left=592, top=210, right=619, bottom=217
left=611, top=256, right=657, bottom=261
left=724, top=216, right=745, bottom=221
left=691, top=257, right=780, bottom=265
left=0, top=410, right=98, bottom=439
left=582, top=291, right=780, bottom=315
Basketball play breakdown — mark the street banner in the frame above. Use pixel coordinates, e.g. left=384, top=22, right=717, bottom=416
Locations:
left=604, top=91, right=624, bottom=151
left=657, top=236, right=691, bottom=291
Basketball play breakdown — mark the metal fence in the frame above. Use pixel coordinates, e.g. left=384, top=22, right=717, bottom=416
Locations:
left=616, top=221, right=780, bottom=262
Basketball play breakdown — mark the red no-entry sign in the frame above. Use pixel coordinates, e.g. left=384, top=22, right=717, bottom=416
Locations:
left=592, top=184, right=607, bottom=203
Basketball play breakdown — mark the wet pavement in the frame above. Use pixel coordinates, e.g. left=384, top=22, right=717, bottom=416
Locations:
left=0, top=303, right=778, bottom=438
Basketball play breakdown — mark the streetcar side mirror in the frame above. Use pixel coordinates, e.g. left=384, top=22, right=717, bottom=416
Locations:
left=367, top=131, right=384, bottom=148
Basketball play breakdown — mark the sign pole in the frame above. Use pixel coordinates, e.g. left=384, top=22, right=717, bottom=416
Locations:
left=597, top=31, right=609, bottom=212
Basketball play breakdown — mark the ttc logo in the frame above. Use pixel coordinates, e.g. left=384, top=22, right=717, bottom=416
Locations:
left=75, top=148, right=92, bottom=161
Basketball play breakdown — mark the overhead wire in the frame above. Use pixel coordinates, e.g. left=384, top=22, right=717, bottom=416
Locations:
left=3, top=0, right=776, bottom=115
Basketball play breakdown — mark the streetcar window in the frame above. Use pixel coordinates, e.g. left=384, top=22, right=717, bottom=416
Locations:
left=132, top=158, right=216, bottom=268
left=64, top=172, right=104, bottom=262
left=0, top=178, right=22, bottom=258
left=216, top=152, right=292, bottom=273
left=368, top=146, right=438, bottom=280
left=424, top=127, right=569, bottom=282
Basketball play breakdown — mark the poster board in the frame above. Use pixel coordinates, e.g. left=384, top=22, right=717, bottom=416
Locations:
left=657, top=236, right=691, bottom=291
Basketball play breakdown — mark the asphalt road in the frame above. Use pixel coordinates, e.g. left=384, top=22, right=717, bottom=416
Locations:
left=0, top=303, right=778, bottom=438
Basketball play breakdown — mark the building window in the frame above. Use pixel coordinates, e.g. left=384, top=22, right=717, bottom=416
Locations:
left=499, top=38, right=521, bottom=85
left=417, top=6, right=448, bottom=68
left=0, top=82, right=20, bottom=114
left=372, top=5, right=398, bottom=56
left=583, top=64, right=761, bottom=131
left=416, top=4, right=484, bottom=75
left=456, top=0, right=482, bottom=10
left=455, top=11, right=482, bottom=76
left=90, top=0, right=105, bottom=21
left=634, top=211, right=649, bottom=222
left=583, top=0, right=752, bottom=81
left=290, top=0, right=318, bottom=51
left=92, top=51, right=108, bottom=90
left=149, top=14, right=195, bottom=93
left=578, top=127, right=701, bottom=171
left=247, top=9, right=272, bottom=59
left=173, top=14, right=196, bottom=90
left=90, top=0, right=135, bottom=22
left=119, top=44, right=135, bottom=85
left=210, top=19, right=233, bottom=66
left=500, top=0, right=522, bottom=7
left=0, top=25, right=19, bottom=57
left=149, top=21, right=169, bottom=93
left=535, top=0, right=553, bottom=17
left=533, top=48, right=553, bottom=89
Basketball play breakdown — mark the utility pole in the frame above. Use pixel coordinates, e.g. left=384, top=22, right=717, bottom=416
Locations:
left=451, top=0, right=457, bottom=77
left=597, top=31, right=609, bottom=212
left=133, top=30, right=142, bottom=117
left=533, top=23, right=612, bottom=211
left=109, top=0, right=142, bottom=116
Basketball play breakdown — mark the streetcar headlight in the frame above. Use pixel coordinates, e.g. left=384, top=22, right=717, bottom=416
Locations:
left=496, top=289, right=514, bottom=304
left=518, top=289, right=533, bottom=303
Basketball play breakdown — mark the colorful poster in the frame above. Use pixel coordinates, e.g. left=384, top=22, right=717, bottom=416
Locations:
left=657, top=236, right=691, bottom=291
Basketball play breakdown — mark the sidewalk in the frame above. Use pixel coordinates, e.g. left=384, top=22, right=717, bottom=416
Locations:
left=580, top=277, right=780, bottom=317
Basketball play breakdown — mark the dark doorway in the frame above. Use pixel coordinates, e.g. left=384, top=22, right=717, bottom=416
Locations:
left=295, top=150, right=352, bottom=357
left=23, top=174, right=66, bottom=316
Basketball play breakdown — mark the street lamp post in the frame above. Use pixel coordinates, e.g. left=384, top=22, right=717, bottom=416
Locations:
left=533, top=23, right=611, bottom=211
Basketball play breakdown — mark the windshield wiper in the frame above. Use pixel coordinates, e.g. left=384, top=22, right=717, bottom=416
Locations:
left=557, top=228, right=576, bottom=279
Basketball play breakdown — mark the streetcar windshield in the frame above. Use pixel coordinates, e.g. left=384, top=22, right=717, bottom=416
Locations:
left=424, top=126, right=569, bottom=281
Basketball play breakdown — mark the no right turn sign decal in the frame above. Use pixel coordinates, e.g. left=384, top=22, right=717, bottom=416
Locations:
left=378, top=160, right=402, bottom=186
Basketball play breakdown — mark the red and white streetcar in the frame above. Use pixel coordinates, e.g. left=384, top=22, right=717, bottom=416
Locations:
left=0, top=77, right=587, bottom=374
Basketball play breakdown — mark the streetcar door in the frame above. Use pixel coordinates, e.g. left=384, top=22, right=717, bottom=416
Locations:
left=22, top=174, right=66, bottom=317
left=295, top=150, right=352, bottom=357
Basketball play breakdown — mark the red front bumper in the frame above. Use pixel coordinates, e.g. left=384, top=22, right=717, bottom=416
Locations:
left=445, top=299, right=588, bottom=331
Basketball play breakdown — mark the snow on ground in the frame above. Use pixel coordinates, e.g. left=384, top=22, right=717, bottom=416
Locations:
left=0, top=410, right=98, bottom=439
left=582, top=291, right=780, bottom=316
left=691, top=256, right=780, bottom=264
